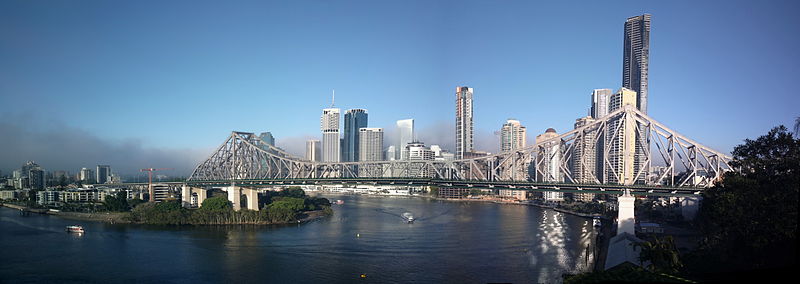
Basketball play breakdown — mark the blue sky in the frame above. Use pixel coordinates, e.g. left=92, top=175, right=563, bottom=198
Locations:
left=1, top=0, right=798, bottom=174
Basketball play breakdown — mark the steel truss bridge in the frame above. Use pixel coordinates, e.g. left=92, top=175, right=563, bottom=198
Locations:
left=187, top=105, right=733, bottom=196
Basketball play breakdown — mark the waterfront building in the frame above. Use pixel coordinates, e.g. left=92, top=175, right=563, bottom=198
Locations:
left=36, top=190, right=59, bottom=205
left=591, top=89, right=613, bottom=118
left=623, top=14, right=651, bottom=114
left=152, top=184, right=172, bottom=202
left=358, top=128, right=383, bottom=162
left=405, top=141, right=434, bottom=177
left=321, top=107, right=341, bottom=162
left=358, top=128, right=383, bottom=177
left=96, top=165, right=111, bottom=184
left=498, top=189, right=528, bottom=201
left=396, top=119, right=414, bottom=160
left=536, top=128, right=563, bottom=202
left=455, top=86, right=474, bottom=159
left=500, top=119, right=527, bottom=152
left=571, top=117, right=599, bottom=201
left=607, top=88, right=643, bottom=185
left=305, top=140, right=321, bottom=162
left=343, top=109, right=368, bottom=162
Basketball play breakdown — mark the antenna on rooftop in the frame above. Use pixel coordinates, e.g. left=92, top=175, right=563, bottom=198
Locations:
left=331, top=89, right=335, bottom=108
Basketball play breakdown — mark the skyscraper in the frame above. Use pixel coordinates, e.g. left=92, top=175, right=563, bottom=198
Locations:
left=536, top=128, right=563, bottom=202
left=590, top=89, right=612, bottom=118
left=258, top=132, right=275, bottom=146
left=96, top=165, right=111, bottom=184
left=305, top=140, right=321, bottom=162
left=500, top=119, right=527, bottom=152
left=572, top=116, right=598, bottom=202
left=396, top=119, right=414, bottom=160
left=606, top=88, right=640, bottom=185
left=343, top=109, right=368, bottom=162
left=321, top=93, right=341, bottom=162
left=455, top=86, right=474, bottom=159
left=358, top=128, right=383, bottom=162
left=623, top=14, right=651, bottom=114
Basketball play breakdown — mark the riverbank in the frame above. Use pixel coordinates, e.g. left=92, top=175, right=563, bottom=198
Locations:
left=1, top=203, right=329, bottom=225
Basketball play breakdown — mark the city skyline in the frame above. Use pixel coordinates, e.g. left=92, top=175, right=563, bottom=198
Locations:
left=1, top=1, right=798, bottom=175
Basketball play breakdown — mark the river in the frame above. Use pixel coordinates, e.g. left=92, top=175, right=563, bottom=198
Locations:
left=0, top=194, right=597, bottom=283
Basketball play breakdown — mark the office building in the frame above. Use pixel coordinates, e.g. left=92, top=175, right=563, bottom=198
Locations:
left=536, top=128, right=563, bottom=201
left=455, top=86, right=474, bottom=159
left=259, top=132, right=275, bottom=146
left=623, top=14, right=651, bottom=114
left=500, top=119, right=527, bottom=152
left=358, top=128, right=383, bottom=162
left=305, top=140, right=321, bottom=162
left=396, top=119, right=414, bottom=160
left=343, top=109, right=368, bottom=162
left=79, top=168, right=93, bottom=183
left=386, top=146, right=396, bottom=161
left=591, top=89, right=612, bottom=118
left=321, top=107, right=341, bottom=162
left=572, top=116, right=598, bottom=202
left=607, top=88, right=642, bottom=185
left=96, top=165, right=111, bottom=184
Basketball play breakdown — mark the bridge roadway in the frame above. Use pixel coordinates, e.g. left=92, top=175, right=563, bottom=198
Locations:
left=118, top=178, right=705, bottom=197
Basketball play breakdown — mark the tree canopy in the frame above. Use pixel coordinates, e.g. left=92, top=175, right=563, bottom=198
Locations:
left=694, top=126, right=798, bottom=271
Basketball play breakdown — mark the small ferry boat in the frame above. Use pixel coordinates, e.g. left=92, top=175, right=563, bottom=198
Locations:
left=335, top=200, right=344, bottom=205
left=402, top=212, right=415, bottom=223
left=66, top=225, right=85, bottom=233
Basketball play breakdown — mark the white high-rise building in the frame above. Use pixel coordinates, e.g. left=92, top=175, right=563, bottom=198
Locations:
left=305, top=140, right=321, bottom=162
left=591, top=89, right=612, bottom=118
left=536, top=128, right=563, bottom=202
left=396, top=119, right=414, bottom=160
left=405, top=141, right=434, bottom=177
left=321, top=107, right=341, bottom=162
left=386, top=146, right=396, bottom=161
left=358, top=128, right=383, bottom=162
left=455, top=86, right=474, bottom=159
left=607, top=88, right=641, bottom=185
left=572, top=116, right=598, bottom=202
left=500, top=119, right=527, bottom=152
left=79, top=167, right=93, bottom=183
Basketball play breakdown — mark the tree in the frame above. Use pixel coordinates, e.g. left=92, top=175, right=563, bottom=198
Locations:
left=637, top=236, right=683, bottom=274
left=199, top=196, right=232, bottom=211
left=694, top=126, right=798, bottom=271
left=103, top=191, right=130, bottom=211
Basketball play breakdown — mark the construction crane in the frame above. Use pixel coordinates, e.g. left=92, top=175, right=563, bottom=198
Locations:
left=140, top=168, right=173, bottom=202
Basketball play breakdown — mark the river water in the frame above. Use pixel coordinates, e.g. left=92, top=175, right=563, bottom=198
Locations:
left=0, top=195, right=596, bottom=283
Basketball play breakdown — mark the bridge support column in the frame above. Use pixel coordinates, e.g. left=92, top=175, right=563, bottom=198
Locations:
left=192, top=187, right=207, bottom=208
left=242, top=188, right=259, bottom=210
left=181, top=185, right=191, bottom=208
left=617, top=189, right=636, bottom=235
left=226, top=186, right=241, bottom=211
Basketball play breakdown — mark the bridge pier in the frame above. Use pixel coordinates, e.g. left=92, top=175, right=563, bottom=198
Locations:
left=193, top=187, right=207, bottom=207
left=224, top=186, right=241, bottom=211
left=242, top=188, right=259, bottom=210
left=181, top=185, right=191, bottom=207
left=617, top=189, right=636, bottom=235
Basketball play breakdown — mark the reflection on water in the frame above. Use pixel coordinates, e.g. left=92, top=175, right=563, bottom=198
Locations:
left=0, top=196, right=596, bottom=283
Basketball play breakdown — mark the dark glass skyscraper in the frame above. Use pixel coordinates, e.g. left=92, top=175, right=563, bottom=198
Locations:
left=622, top=14, right=651, bottom=114
left=343, top=109, right=368, bottom=162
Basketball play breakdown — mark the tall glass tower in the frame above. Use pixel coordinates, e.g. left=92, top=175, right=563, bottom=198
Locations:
left=343, top=109, right=368, bottom=162
left=455, top=86, right=474, bottom=159
left=622, top=14, right=651, bottom=114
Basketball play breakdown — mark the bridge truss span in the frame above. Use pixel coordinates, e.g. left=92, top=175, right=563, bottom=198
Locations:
left=188, top=106, right=732, bottom=188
